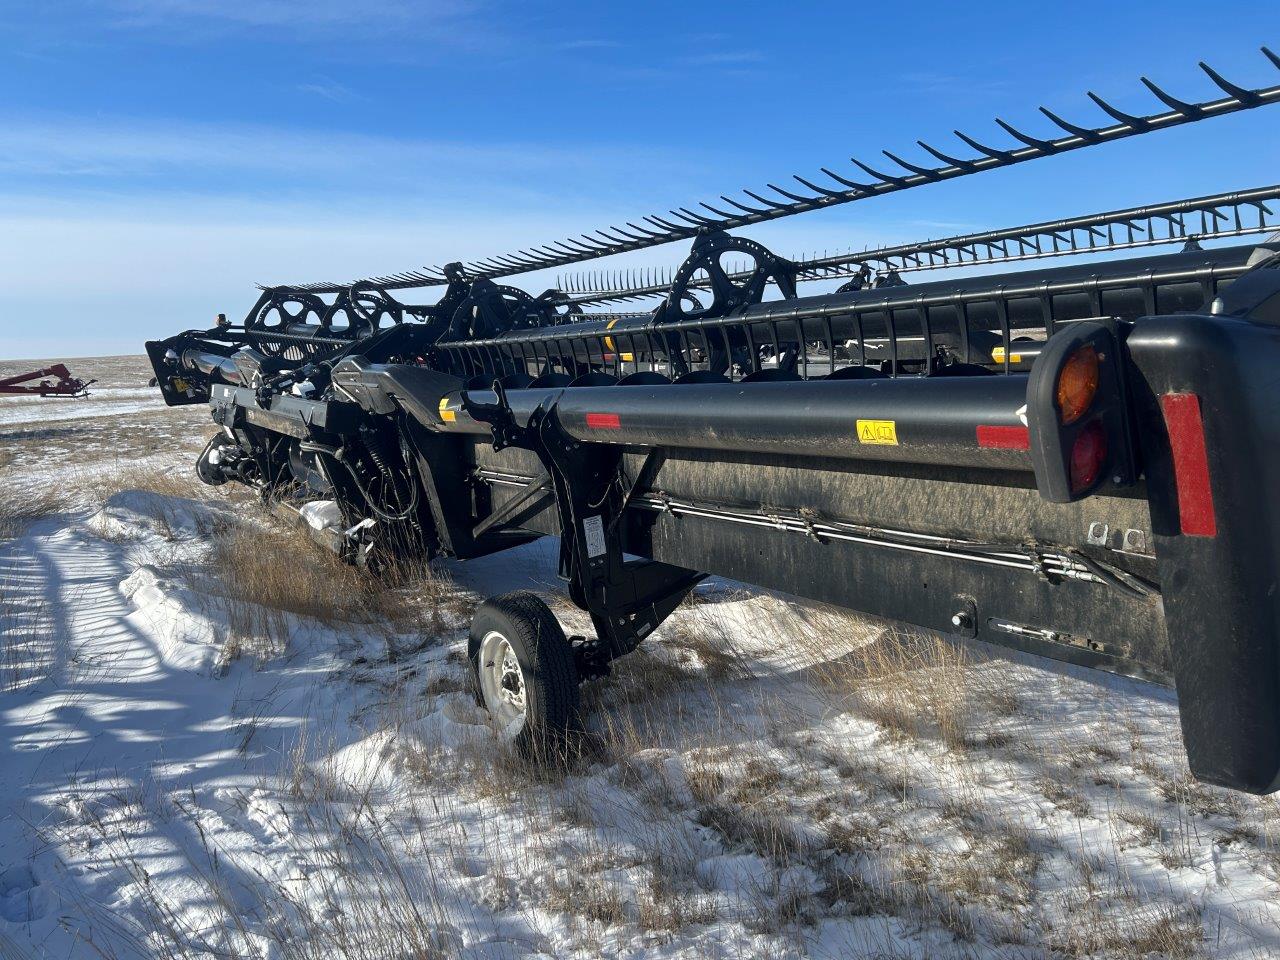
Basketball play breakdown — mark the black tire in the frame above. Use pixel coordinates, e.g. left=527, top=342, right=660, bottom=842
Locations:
left=468, top=592, right=580, bottom=757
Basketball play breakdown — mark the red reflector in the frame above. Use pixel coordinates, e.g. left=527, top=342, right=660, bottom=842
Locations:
left=1160, top=393, right=1217, bottom=537
left=585, top=412, right=621, bottom=430
left=1069, top=420, right=1107, bottom=493
left=976, top=425, right=1030, bottom=450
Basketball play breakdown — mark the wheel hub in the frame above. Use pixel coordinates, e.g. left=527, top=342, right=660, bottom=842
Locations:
left=479, top=631, right=528, bottom=738
left=497, top=645, right=526, bottom=710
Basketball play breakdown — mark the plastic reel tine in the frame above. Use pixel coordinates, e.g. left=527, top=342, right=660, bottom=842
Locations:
left=793, top=174, right=846, bottom=199
left=851, top=157, right=908, bottom=186
left=629, top=222, right=667, bottom=240
left=500, top=253, right=541, bottom=271
left=610, top=225, right=650, bottom=242
left=492, top=257, right=533, bottom=272
left=994, top=118, right=1054, bottom=151
left=1140, top=76, right=1202, bottom=116
left=1086, top=92, right=1149, bottom=129
left=820, top=167, right=874, bottom=194
left=466, top=258, right=502, bottom=273
left=916, top=139, right=978, bottom=171
left=881, top=150, right=942, bottom=179
left=717, top=193, right=765, bottom=215
left=766, top=182, right=819, bottom=204
left=745, top=188, right=796, bottom=210
left=1198, top=61, right=1260, bottom=104
left=675, top=207, right=715, bottom=226
left=559, top=238, right=599, bottom=256
left=502, top=251, right=543, bottom=269
left=952, top=129, right=1014, bottom=162
left=643, top=215, right=680, bottom=232
left=593, top=227, right=631, bottom=245
left=485, top=256, right=524, bottom=271
left=698, top=200, right=738, bottom=220
left=547, top=241, right=586, bottom=256
left=1039, top=106, right=1101, bottom=141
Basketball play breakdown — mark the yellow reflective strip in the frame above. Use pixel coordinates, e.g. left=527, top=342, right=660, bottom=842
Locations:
left=438, top=397, right=456, bottom=423
left=991, top=347, right=1023, bottom=364
left=856, top=419, right=898, bottom=445
left=604, top=317, right=620, bottom=352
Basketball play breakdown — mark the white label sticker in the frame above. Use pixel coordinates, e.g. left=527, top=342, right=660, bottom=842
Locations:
left=583, top=515, right=607, bottom=558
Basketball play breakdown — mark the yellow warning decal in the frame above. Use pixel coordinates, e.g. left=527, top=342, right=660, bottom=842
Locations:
left=991, top=346, right=1023, bottom=364
left=438, top=397, right=456, bottom=423
left=856, top=419, right=898, bottom=445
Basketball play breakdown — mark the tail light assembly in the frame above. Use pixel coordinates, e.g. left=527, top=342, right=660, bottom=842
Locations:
left=1027, top=322, right=1137, bottom=503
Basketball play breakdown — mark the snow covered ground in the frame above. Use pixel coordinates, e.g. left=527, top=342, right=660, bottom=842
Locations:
left=3, top=357, right=1280, bottom=959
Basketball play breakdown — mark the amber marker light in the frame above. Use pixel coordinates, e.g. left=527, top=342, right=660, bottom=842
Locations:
left=1056, top=344, right=1100, bottom=424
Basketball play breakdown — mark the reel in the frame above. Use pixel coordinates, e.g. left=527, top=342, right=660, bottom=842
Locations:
left=449, top=279, right=556, bottom=339
left=661, top=231, right=798, bottom=322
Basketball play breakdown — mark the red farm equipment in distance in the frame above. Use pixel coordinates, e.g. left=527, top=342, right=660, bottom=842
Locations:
left=0, top=364, right=95, bottom=398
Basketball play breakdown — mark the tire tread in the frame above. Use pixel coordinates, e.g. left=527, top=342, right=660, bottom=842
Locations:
left=468, top=591, right=580, bottom=754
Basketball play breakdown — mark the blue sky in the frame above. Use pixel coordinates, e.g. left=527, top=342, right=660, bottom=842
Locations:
left=1, top=0, right=1278, bottom=358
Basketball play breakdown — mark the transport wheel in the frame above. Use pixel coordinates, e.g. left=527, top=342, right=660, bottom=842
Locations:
left=468, top=592, right=580, bottom=756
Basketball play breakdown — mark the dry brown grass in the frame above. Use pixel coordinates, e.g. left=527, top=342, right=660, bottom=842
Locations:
left=213, top=524, right=373, bottom=619
left=0, top=575, right=51, bottom=693
left=107, top=463, right=209, bottom=502
left=0, top=484, right=61, bottom=539
left=185, top=523, right=394, bottom=664
left=805, top=625, right=977, bottom=750
left=1050, top=902, right=1206, bottom=959
left=171, top=506, right=475, bottom=667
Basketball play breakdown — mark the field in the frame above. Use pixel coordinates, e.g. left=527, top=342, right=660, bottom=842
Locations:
left=2, top=356, right=1280, bottom=959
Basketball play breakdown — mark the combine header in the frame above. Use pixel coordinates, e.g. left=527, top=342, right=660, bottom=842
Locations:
left=148, top=50, right=1280, bottom=794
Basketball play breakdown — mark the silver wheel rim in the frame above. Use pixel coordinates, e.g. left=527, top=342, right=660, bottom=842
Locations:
left=479, top=630, right=528, bottom=740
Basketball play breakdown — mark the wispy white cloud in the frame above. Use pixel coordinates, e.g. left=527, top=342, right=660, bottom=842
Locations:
left=0, top=114, right=702, bottom=212
left=101, top=0, right=468, bottom=30
left=295, top=78, right=360, bottom=103
left=680, top=49, right=766, bottom=67
left=555, top=38, right=622, bottom=51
